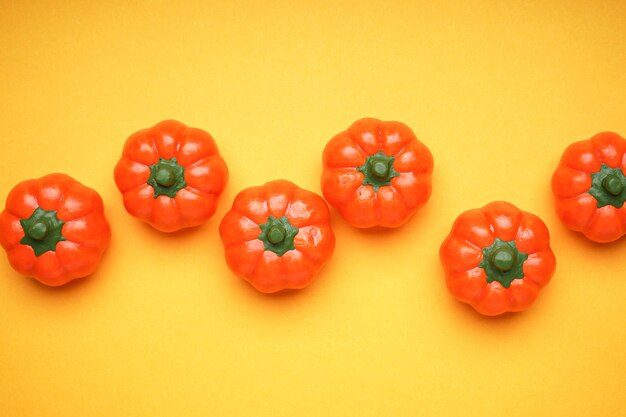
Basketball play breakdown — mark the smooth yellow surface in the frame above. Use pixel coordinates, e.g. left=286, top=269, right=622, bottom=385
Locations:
left=1, top=1, right=625, bottom=416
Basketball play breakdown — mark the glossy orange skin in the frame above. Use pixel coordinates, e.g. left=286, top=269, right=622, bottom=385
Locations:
left=219, top=180, right=335, bottom=293
left=321, top=118, right=433, bottom=228
left=440, top=202, right=556, bottom=316
left=114, top=120, right=228, bottom=232
left=0, top=173, right=111, bottom=286
left=551, top=132, right=626, bottom=243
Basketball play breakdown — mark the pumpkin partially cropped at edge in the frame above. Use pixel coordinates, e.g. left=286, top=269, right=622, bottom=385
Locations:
left=552, top=131, right=626, bottom=243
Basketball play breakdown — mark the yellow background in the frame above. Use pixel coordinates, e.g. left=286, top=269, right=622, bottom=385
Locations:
left=1, top=1, right=625, bottom=416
